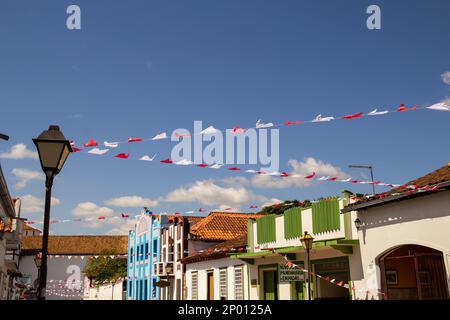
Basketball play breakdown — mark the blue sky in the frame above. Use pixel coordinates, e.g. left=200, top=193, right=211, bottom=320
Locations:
left=0, top=0, right=449, bottom=234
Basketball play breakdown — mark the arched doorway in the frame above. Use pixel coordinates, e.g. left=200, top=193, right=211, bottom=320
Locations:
left=378, top=245, right=449, bottom=300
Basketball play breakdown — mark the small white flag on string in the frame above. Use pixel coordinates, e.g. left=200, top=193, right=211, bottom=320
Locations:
left=312, top=114, right=335, bottom=122
left=368, top=108, right=389, bottom=116
left=88, top=148, right=110, bottom=155
left=175, top=159, right=193, bottom=165
left=104, top=141, right=119, bottom=148
left=200, top=126, right=219, bottom=135
left=139, top=154, right=157, bottom=161
left=426, top=102, right=450, bottom=112
left=256, top=119, right=274, bottom=129
left=210, top=163, right=223, bottom=169
left=152, top=132, right=168, bottom=140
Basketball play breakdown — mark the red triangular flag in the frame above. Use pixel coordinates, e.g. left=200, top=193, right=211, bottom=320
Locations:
left=115, top=153, right=130, bottom=159
left=397, top=103, right=417, bottom=112
left=280, top=172, right=289, bottom=177
left=228, top=167, right=240, bottom=171
left=72, top=147, right=83, bottom=152
left=304, top=172, right=316, bottom=179
left=128, top=137, right=142, bottom=143
left=342, top=112, right=363, bottom=120
left=160, top=158, right=173, bottom=164
left=121, top=213, right=129, bottom=218
left=98, top=216, right=106, bottom=220
left=83, top=139, right=98, bottom=147
left=327, top=177, right=337, bottom=181
left=284, top=120, right=304, bottom=126
left=196, top=164, right=208, bottom=168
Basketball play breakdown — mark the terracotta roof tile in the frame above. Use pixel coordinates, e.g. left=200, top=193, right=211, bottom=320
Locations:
left=181, top=234, right=247, bottom=264
left=189, top=211, right=263, bottom=241
left=21, top=235, right=128, bottom=255
left=347, top=162, right=450, bottom=208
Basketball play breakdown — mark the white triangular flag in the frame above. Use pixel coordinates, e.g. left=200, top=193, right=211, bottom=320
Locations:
left=152, top=132, right=168, bottom=140
left=139, top=154, right=157, bottom=161
left=88, top=148, right=109, bottom=155
left=246, top=169, right=258, bottom=173
left=426, top=102, right=450, bottom=112
left=185, top=211, right=194, bottom=214
left=200, top=126, right=219, bottom=135
left=210, top=163, right=223, bottom=169
left=174, top=159, right=193, bottom=165
left=318, top=176, right=330, bottom=181
left=256, top=119, right=274, bottom=129
left=312, top=114, right=335, bottom=122
left=368, top=108, right=389, bottom=116
left=104, top=141, right=119, bottom=148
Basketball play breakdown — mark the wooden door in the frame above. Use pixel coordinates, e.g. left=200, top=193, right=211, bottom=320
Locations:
left=207, top=272, right=214, bottom=300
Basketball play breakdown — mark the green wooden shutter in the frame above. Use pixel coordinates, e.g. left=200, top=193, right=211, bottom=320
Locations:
left=284, top=207, right=302, bottom=239
left=247, top=219, right=253, bottom=249
left=256, top=215, right=276, bottom=244
left=312, top=198, right=340, bottom=234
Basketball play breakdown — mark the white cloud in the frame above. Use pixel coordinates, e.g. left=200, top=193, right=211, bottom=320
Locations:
left=221, top=176, right=250, bottom=187
left=72, top=202, right=116, bottom=229
left=251, top=157, right=349, bottom=189
left=260, top=198, right=283, bottom=208
left=441, top=71, right=450, bottom=85
left=165, top=180, right=266, bottom=207
left=20, top=194, right=61, bottom=214
left=72, top=202, right=114, bottom=217
left=106, top=220, right=136, bottom=235
left=104, top=196, right=158, bottom=208
left=0, top=144, right=38, bottom=160
left=11, top=168, right=44, bottom=189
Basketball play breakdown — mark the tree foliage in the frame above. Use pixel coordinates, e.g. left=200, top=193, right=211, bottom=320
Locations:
left=258, top=199, right=312, bottom=215
left=83, top=249, right=127, bottom=284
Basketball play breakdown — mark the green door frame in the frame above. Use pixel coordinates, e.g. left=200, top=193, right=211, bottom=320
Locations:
left=258, top=264, right=279, bottom=300
left=310, top=256, right=352, bottom=300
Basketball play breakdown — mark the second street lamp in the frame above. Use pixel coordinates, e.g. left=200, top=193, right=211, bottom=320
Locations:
left=33, top=125, right=72, bottom=300
left=300, top=231, right=314, bottom=300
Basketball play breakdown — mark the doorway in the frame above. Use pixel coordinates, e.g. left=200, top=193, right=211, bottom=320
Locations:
left=207, top=271, right=214, bottom=300
left=379, top=245, right=449, bottom=300
left=263, top=270, right=278, bottom=300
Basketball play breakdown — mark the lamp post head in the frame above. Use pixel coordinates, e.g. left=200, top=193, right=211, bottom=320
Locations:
left=33, top=125, right=72, bottom=178
left=300, top=231, right=314, bottom=251
left=354, top=218, right=362, bottom=230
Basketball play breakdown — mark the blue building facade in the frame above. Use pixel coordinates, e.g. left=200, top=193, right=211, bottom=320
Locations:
left=127, top=213, right=166, bottom=300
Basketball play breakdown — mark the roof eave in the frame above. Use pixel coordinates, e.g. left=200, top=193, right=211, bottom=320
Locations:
left=341, top=181, right=450, bottom=213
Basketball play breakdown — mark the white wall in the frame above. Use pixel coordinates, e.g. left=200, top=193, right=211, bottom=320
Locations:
left=185, top=258, right=249, bottom=300
left=353, top=191, right=450, bottom=299
left=85, top=280, right=124, bottom=300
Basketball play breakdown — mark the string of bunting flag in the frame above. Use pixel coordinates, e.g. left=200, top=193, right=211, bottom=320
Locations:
left=23, top=181, right=444, bottom=227
left=280, top=254, right=387, bottom=299
left=69, top=102, right=449, bottom=155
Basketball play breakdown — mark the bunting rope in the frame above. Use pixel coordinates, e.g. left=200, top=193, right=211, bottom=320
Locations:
left=279, top=254, right=387, bottom=299
left=70, top=102, right=449, bottom=153
left=23, top=181, right=444, bottom=227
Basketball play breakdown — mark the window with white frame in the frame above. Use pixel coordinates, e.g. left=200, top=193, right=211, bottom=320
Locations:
left=234, top=266, right=244, bottom=300
left=191, top=271, right=198, bottom=300
left=219, top=268, right=228, bottom=300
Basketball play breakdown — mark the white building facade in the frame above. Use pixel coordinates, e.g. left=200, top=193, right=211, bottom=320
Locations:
left=343, top=163, right=450, bottom=300
left=232, top=193, right=365, bottom=300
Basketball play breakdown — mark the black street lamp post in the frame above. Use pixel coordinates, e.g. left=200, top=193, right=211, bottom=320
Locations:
left=300, top=231, right=314, bottom=300
left=33, top=125, right=72, bottom=300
